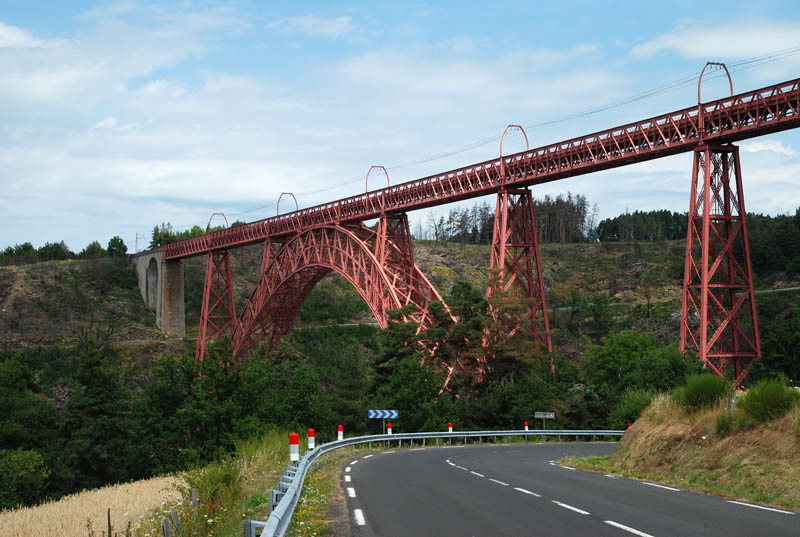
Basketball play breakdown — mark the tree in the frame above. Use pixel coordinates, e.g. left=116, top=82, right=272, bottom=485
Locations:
left=60, top=333, right=137, bottom=489
left=37, top=241, right=73, bottom=261
left=0, top=449, right=50, bottom=509
left=79, top=240, right=106, bottom=259
left=107, top=236, right=128, bottom=259
left=583, top=331, right=693, bottom=412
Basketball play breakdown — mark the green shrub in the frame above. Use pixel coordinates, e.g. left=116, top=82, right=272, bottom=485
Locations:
left=609, top=388, right=655, bottom=429
left=0, top=449, right=50, bottom=509
left=672, top=374, right=729, bottom=411
left=714, top=412, right=734, bottom=435
left=739, top=377, right=799, bottom=422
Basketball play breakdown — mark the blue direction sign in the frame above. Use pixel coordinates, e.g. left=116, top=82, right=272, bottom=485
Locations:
left=368, top=409, right=399, bottom=419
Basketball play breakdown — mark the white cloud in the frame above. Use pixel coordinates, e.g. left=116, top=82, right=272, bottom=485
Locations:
left=741, top=140, right=795, bottom=156
left=0, top=21, right=63, bottom=49
left=0, top=21, right=48, bottom=48
left=630, top=21, right=800, bottom=60
left=268, top=15, right=354, bottom=38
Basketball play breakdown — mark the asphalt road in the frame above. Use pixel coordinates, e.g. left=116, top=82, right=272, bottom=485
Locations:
left=342, top=442, right=797, bottom=537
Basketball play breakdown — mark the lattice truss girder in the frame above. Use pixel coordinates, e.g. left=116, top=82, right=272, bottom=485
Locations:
left=487, top=188, right=553, bottom=367
left=231, top=214, right=452, bottom=362
left=196, top=250, right=238, bottom=363
left=680, top=144, right=761, bottom=387
left=164, top=78, right=800, bottom=261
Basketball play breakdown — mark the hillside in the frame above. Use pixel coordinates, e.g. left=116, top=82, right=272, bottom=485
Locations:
left=0, top=239, right=692, bottom=346
left=3, top=237, right=794, bottom=358
left=567, top=391, right=800, bottom=511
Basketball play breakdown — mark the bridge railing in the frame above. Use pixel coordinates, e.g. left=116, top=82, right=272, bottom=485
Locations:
left=244, top=428, right=624, bottom=537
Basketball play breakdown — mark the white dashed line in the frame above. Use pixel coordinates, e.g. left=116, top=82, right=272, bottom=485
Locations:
left=604, top=520, right=655, bottom=536
left=383, top=451, right=395, bottom=454
left=604, top=474, right=618, bottom=479
left=551, top=500, right=590, bottom=515
left=353, top=509, right=366, bottom=526
left=642, top=482, right=680, bottom=491
left=363, top=454, right=373, bottom=459
left=344, top=475, right=351, bottom=482
left=470, top=471, right=485, bottom=477
left=345, top=467, right=351, bottom=473
left=350, top=460, right=358, bottom=465
left=561, top=465, right=576, bottom=470
left=514, top=487, right=541, bottom=497
left=347, top=487, right=356, bottom=498
left=727, top=501, right=795, bottom=514
left=489, top=479, right=509, bottom=486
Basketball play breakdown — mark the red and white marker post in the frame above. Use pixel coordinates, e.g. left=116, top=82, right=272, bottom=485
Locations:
left=448, top=422, right=453, bottom=433
left=338, top=424, right=344, bottom=441
left=524, top=421, right=529, bottom=431
left=387, top=423, right=392, bottom=435
left=289, top=432, right=299, bottom=462
left=308, top=428, right=315, bottom=450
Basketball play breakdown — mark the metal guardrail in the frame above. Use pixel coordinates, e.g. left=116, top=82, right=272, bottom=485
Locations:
left=243, top=429, right=624, bottom=537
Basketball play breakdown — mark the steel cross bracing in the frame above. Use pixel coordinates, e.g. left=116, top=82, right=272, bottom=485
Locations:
left=196, top=250, right=237, bottom=364
left=164, top=76, right=800, bottom=261
left=680, top=144, right=760, bottom=388
left=485, top=187, right=553, bottom=370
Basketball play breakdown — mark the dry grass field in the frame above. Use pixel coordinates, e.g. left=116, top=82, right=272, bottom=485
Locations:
left=0, top=475, right=181, bottom=537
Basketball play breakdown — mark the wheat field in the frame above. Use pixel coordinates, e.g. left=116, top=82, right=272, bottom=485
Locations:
left=0, top=475, right=182, bottom=537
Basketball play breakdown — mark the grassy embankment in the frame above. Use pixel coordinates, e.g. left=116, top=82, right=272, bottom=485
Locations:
left=0, top=431, right=358, bottom=537
left=562, top=386, right=800, bottom=511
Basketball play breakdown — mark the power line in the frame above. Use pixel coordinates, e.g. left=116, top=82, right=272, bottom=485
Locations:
left=169, top=44, right=800, bottom=231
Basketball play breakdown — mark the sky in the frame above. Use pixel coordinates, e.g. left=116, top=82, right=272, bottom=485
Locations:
left=1, top=0, right=800, bottom=252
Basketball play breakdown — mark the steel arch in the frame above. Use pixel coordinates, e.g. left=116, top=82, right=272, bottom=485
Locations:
left=232, top=220, right=450, bottom=361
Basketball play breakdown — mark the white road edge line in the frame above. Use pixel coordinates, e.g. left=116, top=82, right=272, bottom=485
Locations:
left=604, top=474, right=618, bottom=478
left=448, top=462, right=456, bottom=466
left=456, top=465, right=468, bottom=470
left=353, top=509, right=366, bottom=526
left=727, top=500, right=795, bottom=514
left=470, top=471, right=485, bottom=477
left=363, top=455, right=374, bottom=459
left=383, top=451, right=395, bottom=454
left=345, top=467, right=351, bottom=473
left=561, top=466, right=576, bottom=470
left=551, top=500, right=590, bottom=515
left=489, top=479, right=509, bottom=486
left=604, top=520, right=655, bottom=537
left=344, top=475, right=351, bottom=482
left=642, top=482, right=680, bottom=491
left=514, top=487, right=541, bottom=497
left=347, top=487, right=356, bottom=498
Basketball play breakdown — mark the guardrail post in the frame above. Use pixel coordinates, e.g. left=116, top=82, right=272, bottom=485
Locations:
left=290, top=432, right=299, bottom=462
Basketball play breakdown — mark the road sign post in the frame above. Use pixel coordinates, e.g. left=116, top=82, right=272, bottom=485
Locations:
left=368, top=410, right=399, bottom=436
left=534, top=412, right=555, bottom=442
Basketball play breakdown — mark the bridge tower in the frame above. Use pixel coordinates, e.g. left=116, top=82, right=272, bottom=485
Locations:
left=196, top=250, right=238, bottom=363
left=680, top=63, right=761, bottom=387
left=486, top=126, right=553, bottom=370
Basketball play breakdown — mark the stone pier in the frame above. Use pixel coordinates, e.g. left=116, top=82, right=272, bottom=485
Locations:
left=133, top=249, right=185, bottom=337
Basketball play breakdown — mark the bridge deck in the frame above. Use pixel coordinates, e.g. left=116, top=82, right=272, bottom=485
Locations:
left=163, top=77, right=800, bottom=260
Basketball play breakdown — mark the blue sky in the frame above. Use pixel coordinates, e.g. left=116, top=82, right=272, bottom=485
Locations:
left=1, top=1, right=799, bottom=251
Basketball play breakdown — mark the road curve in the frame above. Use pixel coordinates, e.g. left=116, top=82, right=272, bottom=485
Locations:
left=342, top=442, right=797, bottom=537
